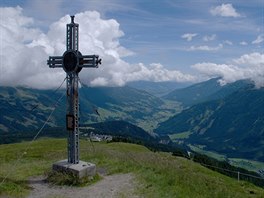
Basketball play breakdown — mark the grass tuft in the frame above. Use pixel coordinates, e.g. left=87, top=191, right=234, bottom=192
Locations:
left=45, top=170, right=101, bottom=186
left=0, top=178, right=30, bottom=197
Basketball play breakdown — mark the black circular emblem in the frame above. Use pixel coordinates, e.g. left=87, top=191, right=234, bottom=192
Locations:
left=63, top=51, right=78, bottom=73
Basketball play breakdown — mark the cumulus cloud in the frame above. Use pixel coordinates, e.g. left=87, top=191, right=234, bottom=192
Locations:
left=252, top=34, right=264, bottom=44
left=233, top=52, right=264, bottom=67
left=203, top=34, right=216, bottom=42
left=0, top=7, right=195, bottom=89
left=210, top=4, right=240, bottom=18
left=192, top=53, right=264, bottom=87
left=0, top=6, right=64, bottom=89
left=188, top=44, right=223, bottom=51
left=181, top=33, right=197, bottom=41
left=191, top=63, right=245, bottom=85
left=88, top=62, right=196, bottom=86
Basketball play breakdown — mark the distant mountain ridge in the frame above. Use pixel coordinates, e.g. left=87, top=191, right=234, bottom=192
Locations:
left=156, top=84, right=264, bottom=161
left=0, top=85, right=180, bottom=133
left=127, top=81, right=190, bottom=97
left=163, top=78, right=252, bottom=106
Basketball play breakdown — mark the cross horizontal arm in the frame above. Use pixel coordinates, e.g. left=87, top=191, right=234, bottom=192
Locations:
left=47, top=56, right=63, bottom=68
left=80, top=55, right=101, bottom=68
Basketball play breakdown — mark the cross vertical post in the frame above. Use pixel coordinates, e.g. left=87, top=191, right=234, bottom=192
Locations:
left=65, top=15, right=80, bottom=164
left=47, top=15, right=101, bottom=172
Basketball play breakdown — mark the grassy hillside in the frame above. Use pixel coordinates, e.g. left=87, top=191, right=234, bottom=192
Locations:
left=156, top=86, right=264, bottom=162
left=0, top=138, right=263, bottom=197
left=0, top=87, right=65, bottom=132
left=83, top=120, right=156, bottom=142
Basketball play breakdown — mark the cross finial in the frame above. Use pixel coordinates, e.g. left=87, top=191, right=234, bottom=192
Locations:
left=71, top=15, right=75, bottom=23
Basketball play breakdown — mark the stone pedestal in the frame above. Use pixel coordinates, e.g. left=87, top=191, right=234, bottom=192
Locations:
left=53, top=159, right=96, bottom=179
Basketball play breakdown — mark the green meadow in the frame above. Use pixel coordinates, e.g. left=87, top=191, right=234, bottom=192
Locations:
left=0, top=138, right=263, bottom=197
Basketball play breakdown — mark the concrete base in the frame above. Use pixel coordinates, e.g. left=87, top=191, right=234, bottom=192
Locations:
left=53, top=159, right=96, bottom=179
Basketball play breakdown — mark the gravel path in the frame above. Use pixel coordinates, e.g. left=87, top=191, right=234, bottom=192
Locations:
left=27, top=173, right=139, bottom=198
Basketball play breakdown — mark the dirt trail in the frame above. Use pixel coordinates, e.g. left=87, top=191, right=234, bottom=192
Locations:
left=27, top=173, right=139, bottom=198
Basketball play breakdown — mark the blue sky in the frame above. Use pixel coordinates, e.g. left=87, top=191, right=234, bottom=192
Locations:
left=0, top=0, right=264, bottom=88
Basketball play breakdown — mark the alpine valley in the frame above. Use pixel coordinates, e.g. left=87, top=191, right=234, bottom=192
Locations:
left=1, top=78, right=264, bottom=169
left=0, top=84, right=181, bottom=139
left=157, top=78, right=264, bottom=163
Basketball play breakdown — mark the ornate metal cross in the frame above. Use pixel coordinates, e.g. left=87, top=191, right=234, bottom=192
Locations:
left=47, top=15, right=101, bottom=164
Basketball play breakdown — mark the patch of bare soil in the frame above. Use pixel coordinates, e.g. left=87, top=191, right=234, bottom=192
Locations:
left=27, top=173, right=139, bottom=198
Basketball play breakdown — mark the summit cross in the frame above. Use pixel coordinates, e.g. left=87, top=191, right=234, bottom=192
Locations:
left=47, top=15, right=101, bottom=164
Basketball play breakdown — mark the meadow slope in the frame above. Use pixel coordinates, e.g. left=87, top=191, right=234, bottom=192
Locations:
left=0, top=138, right=263, bottom=197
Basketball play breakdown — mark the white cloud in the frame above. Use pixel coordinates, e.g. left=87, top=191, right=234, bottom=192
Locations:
left=181, top=33, right=197, bottom=41
left=224, top=40, right=233, bottom=45
left=240, top=41, right=248, bottom=46
left=188, top=44, right=223, bottom=51
left=192, top=62, right=245, bottom=84
left=0, top=7, right=195, bottom=89
left=233, top=53, right=264, bottom=67
left=252, top=34, right=264, bottom=44
left=192, top=53, right=264, bottom=87
left=87, top=61, right=196, bottom=87
left=0, top=6, right=61, bottom=89
left=203, top=34, right=216, bottom=42
left=210, top=4, right=240, bottom=18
